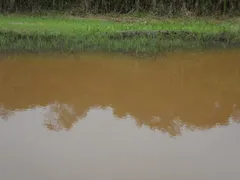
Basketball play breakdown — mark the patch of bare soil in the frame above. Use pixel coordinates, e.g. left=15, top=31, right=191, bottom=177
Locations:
left=67, top=14, right=152, bottom=23
left=8, top=22, right=44, bottom=25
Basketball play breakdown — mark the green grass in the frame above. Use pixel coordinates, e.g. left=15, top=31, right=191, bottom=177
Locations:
left=0, top=14, right=240, bottom=53
left=1, top=14, right=240, bottom=35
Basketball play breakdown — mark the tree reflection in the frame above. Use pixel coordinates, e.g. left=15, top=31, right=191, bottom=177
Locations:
left=1, top=50, right=240, bottom=135
left=43, top=102, right=79, bottom=131
left=0, top=105, right=14, bottom=121
left=40, top=102, right=239, bottom=136
left=230, top=105, right=240, bottom=123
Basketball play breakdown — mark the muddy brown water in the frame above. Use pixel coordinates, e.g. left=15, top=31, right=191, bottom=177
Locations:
left=1, top=50, right=240, bottom=180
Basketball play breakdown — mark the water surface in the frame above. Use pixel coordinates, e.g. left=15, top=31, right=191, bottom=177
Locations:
left=1, top=50, right=240, bottom=180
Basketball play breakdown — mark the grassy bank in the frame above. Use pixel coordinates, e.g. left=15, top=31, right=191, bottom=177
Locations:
left=0, top=14, right=240, bottom=53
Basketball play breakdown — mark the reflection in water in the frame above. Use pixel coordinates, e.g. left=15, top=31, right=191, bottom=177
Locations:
left=231, top=104, right=240, bottom=122
left=43, top=102, right=78, bottom=131
left=1, top=50, right=240, bottom=180
left=0, top=50, right=240, bottom=136
left=0, top=105, right=14, bottom=120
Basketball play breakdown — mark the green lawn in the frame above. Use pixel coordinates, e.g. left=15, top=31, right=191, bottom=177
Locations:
left=0, top=14, right=240, bottom=36
left=0, top=14, right=240, bottom=53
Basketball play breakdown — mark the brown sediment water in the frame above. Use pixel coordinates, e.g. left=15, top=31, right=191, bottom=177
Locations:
left=0, top=49, right=240, bottom=180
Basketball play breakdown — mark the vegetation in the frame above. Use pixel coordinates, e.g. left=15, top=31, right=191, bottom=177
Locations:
left=0, top=0, right=240, bottom=16
left=0, top=15, right=240, bottom=53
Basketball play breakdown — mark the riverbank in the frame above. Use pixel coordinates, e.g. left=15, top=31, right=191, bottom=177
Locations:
left=0, top=14, right=240, bottom=53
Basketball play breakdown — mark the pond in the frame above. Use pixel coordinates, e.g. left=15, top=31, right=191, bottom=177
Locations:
left=1, top=49, right=240, bottom=180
